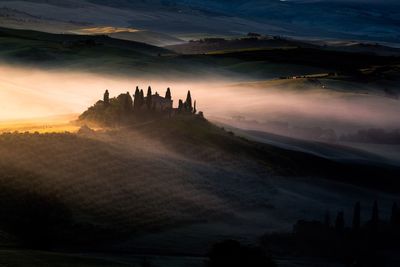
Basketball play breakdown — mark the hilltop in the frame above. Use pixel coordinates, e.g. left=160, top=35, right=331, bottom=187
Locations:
left=78, top=86, right=200, bottom=126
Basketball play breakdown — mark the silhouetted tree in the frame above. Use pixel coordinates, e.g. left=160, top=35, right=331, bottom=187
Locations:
left=193, top=100, right=197, bottom=114
left=353, top=201, right=361, bottom=231
left=103, top=90, right=109, bottom=105
left=165, top=87, right=171, bottom=100
left=370, top=200, right=379, bottom=232
left=324, top=210, right=331, bottom=228
left=335, top=211, right=345, bottom=232
left=133, top=86, right=140, bottom=111
left=146, top=86, right=152, bottom=110
left=390, top=202, right=400, bottom=226
left=185, top=90, right=192, bottom=112
left=124, top=91, right=133, bottom=112
left=178, top=99, right=183, bottom=112
left=140, top=89, right=144, bottom=106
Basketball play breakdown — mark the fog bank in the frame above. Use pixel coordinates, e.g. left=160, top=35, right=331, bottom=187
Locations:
left=1, top=65, right=399, bottom=136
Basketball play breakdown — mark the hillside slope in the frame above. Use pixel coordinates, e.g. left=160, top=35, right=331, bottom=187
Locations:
left=0, top=116, right=398, bottom=253
left=1, top=0, right=399, bottom=43
left=0, top=27, right=182, bottom=75
left=2, top=27, right=399, bottom=80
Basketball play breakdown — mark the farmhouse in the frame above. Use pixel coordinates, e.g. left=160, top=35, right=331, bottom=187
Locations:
left=147, top=92, right=173, bottom=111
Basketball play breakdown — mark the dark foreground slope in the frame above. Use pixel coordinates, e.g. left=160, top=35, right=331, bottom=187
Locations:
left=0, top=116, right=399, bottom=254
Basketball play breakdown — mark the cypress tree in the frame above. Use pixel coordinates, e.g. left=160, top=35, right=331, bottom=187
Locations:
left=165, top=87, right=171, bottom=100
left=185, top=90, right=192, bottom=112
left=352, top=201, right=361, bottom=231
left=140, top=89, right=144, bottom=107
left=124, top=91, right=133, bottom=112
left=133, top=86, right=140, bottom=110
left=193, top=100, right=197, bottom=114
left=335, top=211, right=345, bottom=232
left=146, top=86, right=152, bottom=110
left=178, top=99, right=183, bottom=112
left=370, top=200, right=379, bottom=232
left=103, top=90, right=110, bottom=105
left=324, top=210, right=331, bottom=228
left=390, top=202, right=399, bottom=226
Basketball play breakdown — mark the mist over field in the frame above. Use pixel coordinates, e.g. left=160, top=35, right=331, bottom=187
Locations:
left=1, top=64, right=399, bottom=136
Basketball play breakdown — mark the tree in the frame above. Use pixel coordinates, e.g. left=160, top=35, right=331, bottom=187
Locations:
left=103, top=90, right=109, bottom=105
left=390, top=202, right=399, bottom=226
left=124, top=91, right=133, bottom=112
left=140, top=89, right=144, bottom=106
left=146, top=86, right=152, bottom=110
left=335, top=211, right=345, bottom=231
left=370, top=200, right=379, bottom=232
left=352, top=201, right=361, bottom=231
left=193, top=100, right=197, bottom=114
left=185, top=90, right=192, bottom=112
left=324, top=210, right=331, bottom=228
left=178, top=99, right=183, bottom=112
left=133, top=86, right=140, bottom=111
left=165, top=87, right=171, bottom=100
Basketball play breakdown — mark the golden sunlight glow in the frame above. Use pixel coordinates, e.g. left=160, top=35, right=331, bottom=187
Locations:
left=0, top=114, right=79, bottom=133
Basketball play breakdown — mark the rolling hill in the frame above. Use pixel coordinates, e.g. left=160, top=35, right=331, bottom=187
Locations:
left=0, top=0, right=399, bottom=44
left=0, top=26, right=170, bottom=61
left=0, top=115, right=399, bottom=255
left=0, top=1, right=399, bottom=266
left=1, top=27, right=400, bottom=81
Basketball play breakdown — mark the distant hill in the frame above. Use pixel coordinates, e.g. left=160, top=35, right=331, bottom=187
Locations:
left=168, top=36, right=400, bottom=57
left=0, top=26, right=169, bottom=56
left=0, top=0, right=399, bottom=44
left=0, top=27, right=187, bottom=76
left=108, top=30, right=184, bottom=47
left=166, top=36, right=318, bottom=55
left=2, top=27, right=399, bottom=81
left=0, top=7, right=185, bottom=46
